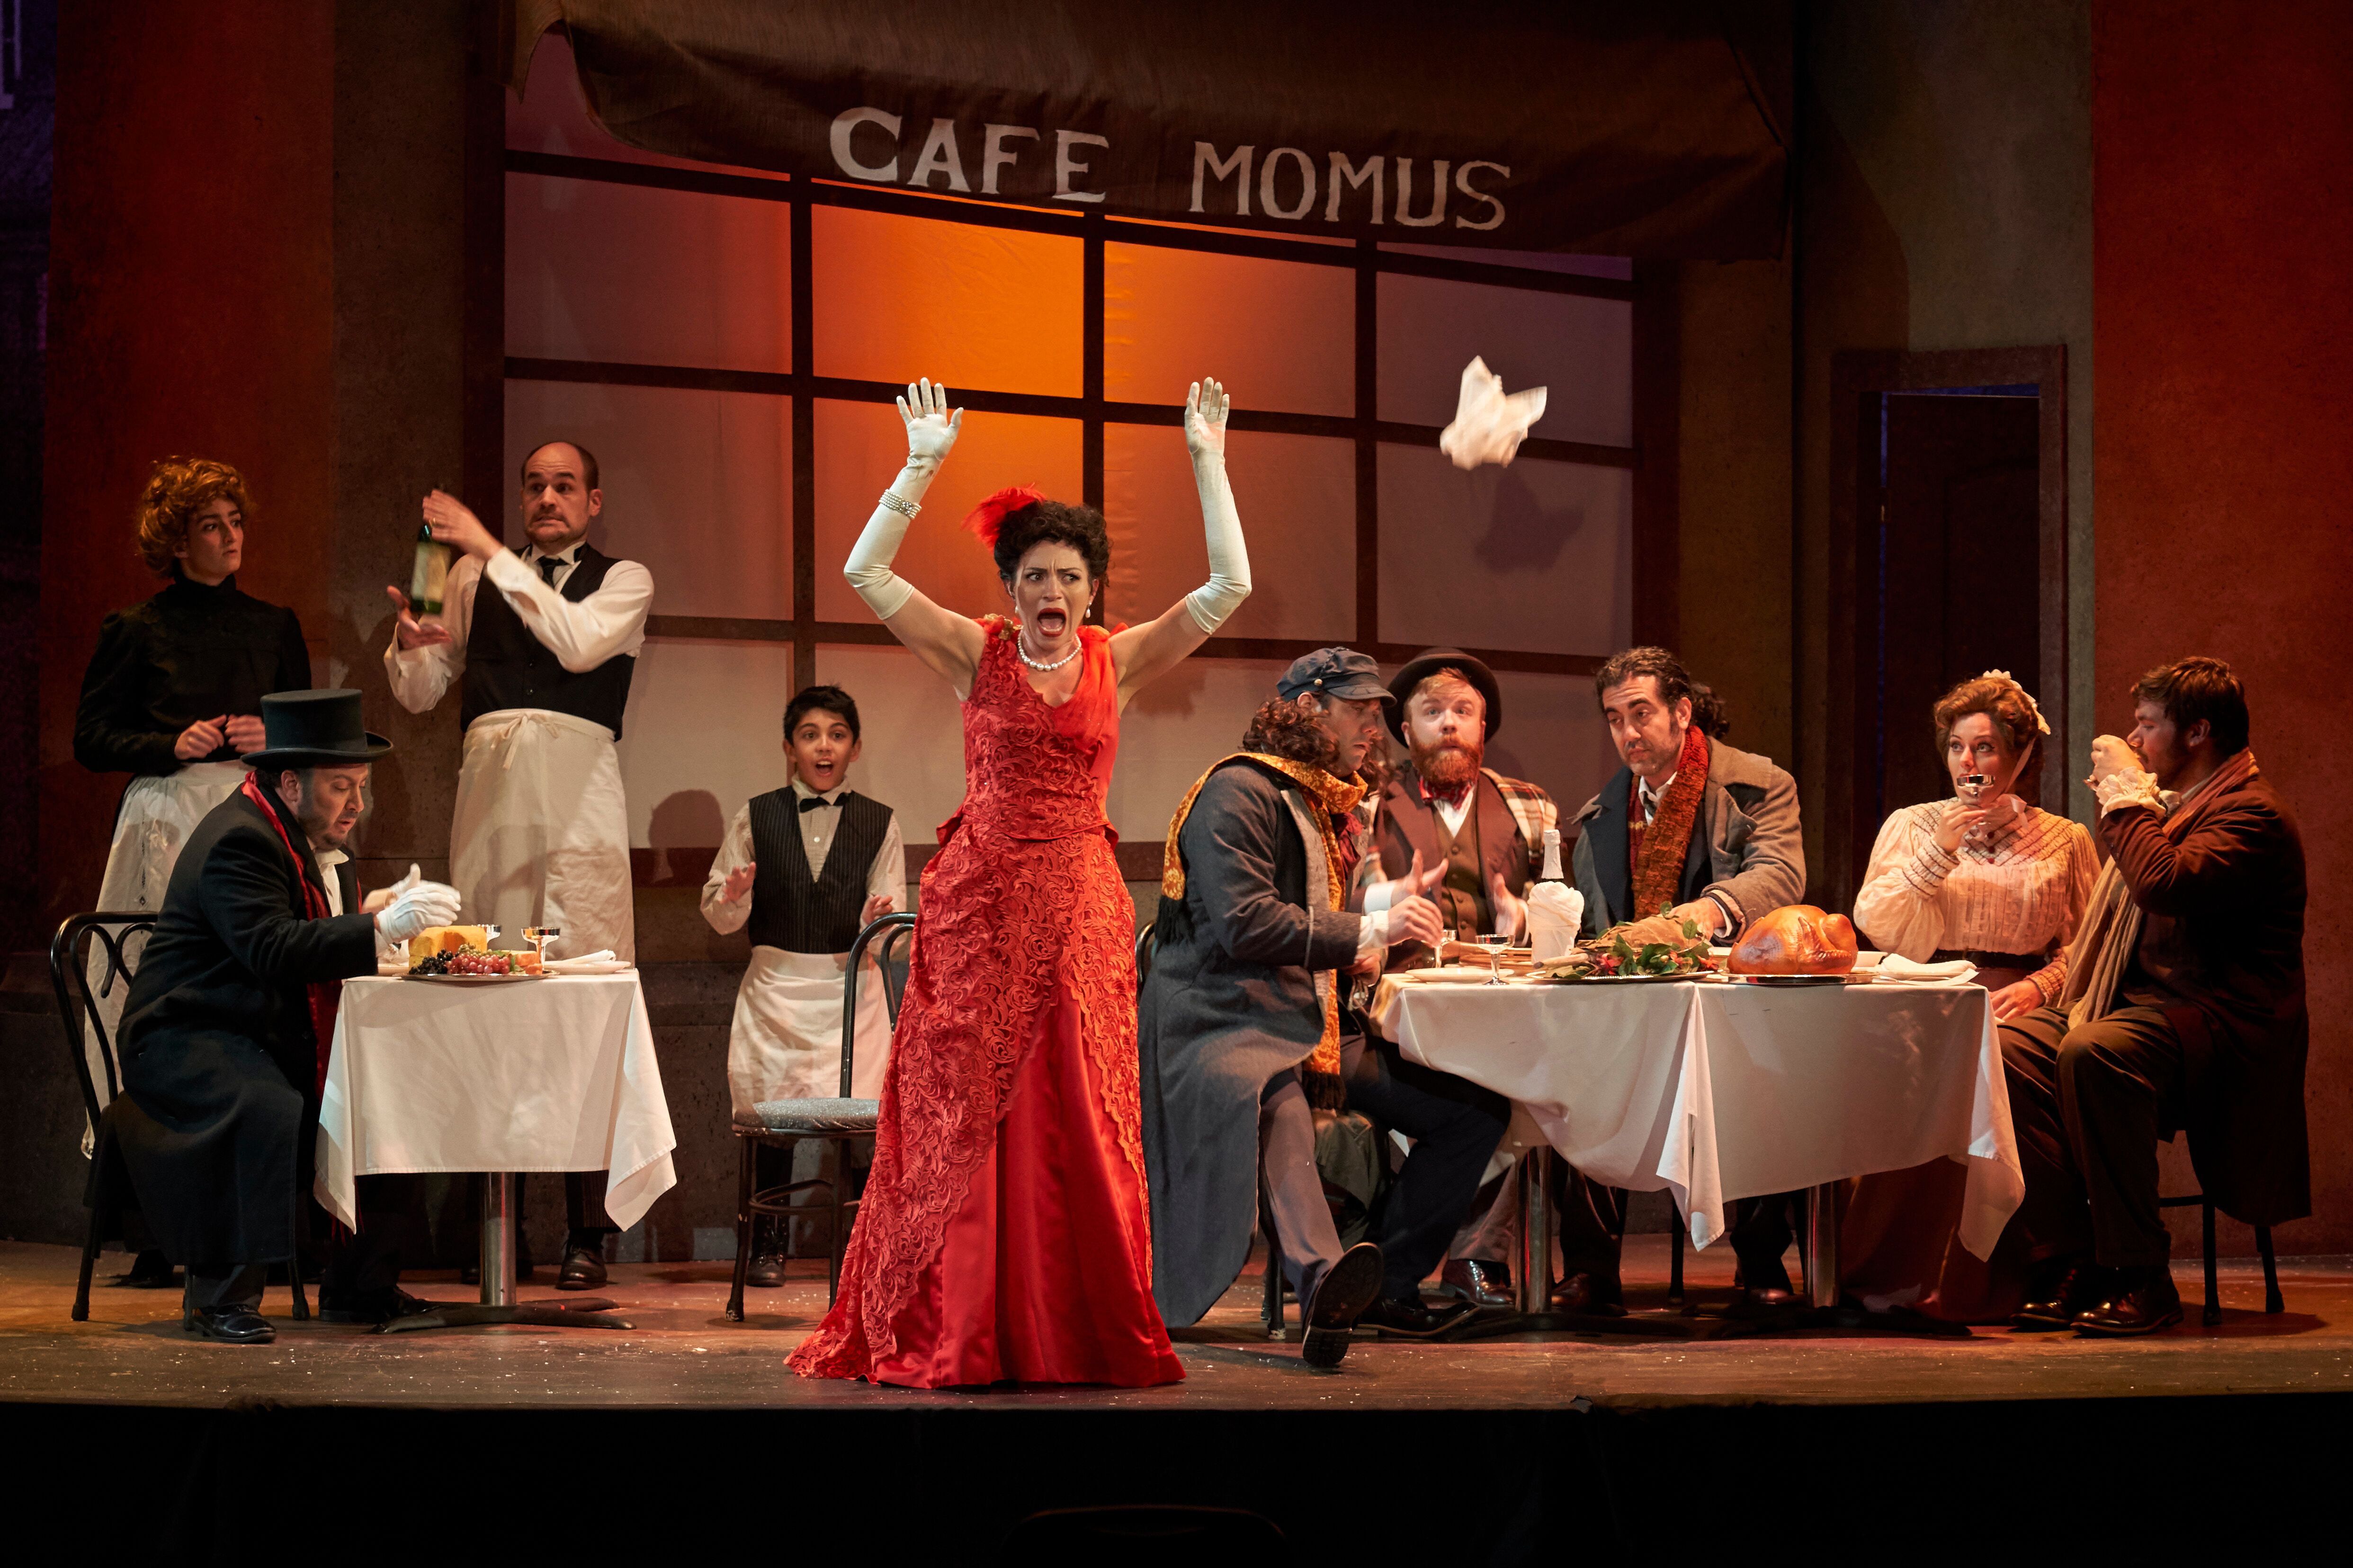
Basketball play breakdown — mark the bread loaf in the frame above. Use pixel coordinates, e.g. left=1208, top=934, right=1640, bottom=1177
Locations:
left=1728, top=906, right=1858, bottom=975
left=408, top=925, right=491, bottom=966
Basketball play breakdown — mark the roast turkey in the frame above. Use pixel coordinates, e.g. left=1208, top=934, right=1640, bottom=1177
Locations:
left=1728, top=905, right=1859, bottom=975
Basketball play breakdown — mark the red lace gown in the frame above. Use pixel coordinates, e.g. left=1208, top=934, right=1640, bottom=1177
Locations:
left=788, top=617, right=1184, bottom=1388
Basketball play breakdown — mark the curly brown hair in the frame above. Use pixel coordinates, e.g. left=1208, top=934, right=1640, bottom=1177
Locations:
left=1932, top=676, right=2044, bottom=800
left=992, top=498, right=1112, bottom=585
left=1241, top=695, right=1341, bottom=772
left=134, top=456, right=251, bottom=577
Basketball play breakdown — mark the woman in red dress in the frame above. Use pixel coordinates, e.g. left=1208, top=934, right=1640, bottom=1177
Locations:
left=791, top=375, right=1250, bottom=1387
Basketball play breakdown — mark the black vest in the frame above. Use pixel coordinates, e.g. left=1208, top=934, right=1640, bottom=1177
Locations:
left=461, top=544, right=638, bottom=739
left=746, top=787, right=894, bottom=953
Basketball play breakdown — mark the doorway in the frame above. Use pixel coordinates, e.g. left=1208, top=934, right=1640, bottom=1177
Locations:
left=1825, top=348, right=2067, bottom=913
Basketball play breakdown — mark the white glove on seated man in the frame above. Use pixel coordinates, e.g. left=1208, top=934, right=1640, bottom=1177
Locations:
left=2086, top=734, right=2162, bottom=815
left=360, top=862, right=421, bottom=915
left=373, top=877, right=464, bottom=951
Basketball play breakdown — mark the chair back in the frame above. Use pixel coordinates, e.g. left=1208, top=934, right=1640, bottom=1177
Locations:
left=1135, top=922, right=1156, bottom=990
left=840, top=911, right=918, bottom=1097
left=50, top=912, right=159, bottom=1126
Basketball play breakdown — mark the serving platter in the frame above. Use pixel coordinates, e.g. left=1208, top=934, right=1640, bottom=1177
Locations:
left=1729, top=972, right=1852, bottom=987
left=402, top=970, right=546, bottom=984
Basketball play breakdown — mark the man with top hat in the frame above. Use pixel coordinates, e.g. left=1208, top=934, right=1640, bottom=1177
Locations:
left=1142, top=649, right=1510, bottom=1365
left=110, top=690, right=464, bottom=1342
left=383, top=439, right=652, bottom=1288
left=1367, top=648, right=1558, bottom=1310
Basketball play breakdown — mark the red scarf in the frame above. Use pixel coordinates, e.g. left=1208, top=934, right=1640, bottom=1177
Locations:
left=239, top=774, right=343, bottom=1096
left=1630, top=724, right=1710, bottom=920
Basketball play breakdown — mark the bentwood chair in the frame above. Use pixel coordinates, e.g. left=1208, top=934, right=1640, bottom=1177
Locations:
left=2159, top=1190, right=2284, bottom=1326
left=51, top=912, right=311, bottom=1324
left=726, top=912, right=915, bottom=1322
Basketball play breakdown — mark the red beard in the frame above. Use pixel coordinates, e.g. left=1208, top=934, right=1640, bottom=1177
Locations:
left=1414, top=739, right=1483, bottom=795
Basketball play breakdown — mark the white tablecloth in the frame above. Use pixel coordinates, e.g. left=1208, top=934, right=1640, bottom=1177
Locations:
left=1370, top=976, right=2022, bottom=1256
left=315, top=973, right=677, bottom=1232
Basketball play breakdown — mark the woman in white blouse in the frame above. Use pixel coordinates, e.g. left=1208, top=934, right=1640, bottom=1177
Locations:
left=1845, top=672, right=2095, bottom=1320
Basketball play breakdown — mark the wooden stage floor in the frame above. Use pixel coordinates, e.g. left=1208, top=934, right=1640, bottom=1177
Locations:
left=5, top=1234, right=2349, bottom=1411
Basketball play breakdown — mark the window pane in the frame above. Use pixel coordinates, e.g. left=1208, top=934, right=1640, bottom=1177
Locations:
left=1376, top=447, right=1629, bottom=658
left=1110, top=658, right=1293, bottom=844
left=505, top=380, right=793, bottom=622
left=1378, top=274, right=1633, bottom=447
left=1104, top=243, right=1352, bottom=417
left=617, top=637, right=796, bottom=849
left=1485, top=670, right=1621, bottom=834
left=812, top=401, right=1083, bottom=622
left=508, top=174, right=792, bottom=372
left=811, top=643, right=972, bottom=852
left=1104, top=425, right=1353, bottom=641
left=813, top=206, right=1082, bottom=396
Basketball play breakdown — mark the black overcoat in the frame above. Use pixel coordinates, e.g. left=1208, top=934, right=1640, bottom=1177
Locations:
left=113, top=785, right=378, bottom=1265
left=1139, top=760, right=1362, bottom=1327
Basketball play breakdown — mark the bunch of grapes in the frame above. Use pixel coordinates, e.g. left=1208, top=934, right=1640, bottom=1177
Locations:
left=446, top=947, right=515, bottom=976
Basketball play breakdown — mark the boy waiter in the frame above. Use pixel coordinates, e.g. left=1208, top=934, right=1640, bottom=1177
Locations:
left=702, top=685, right=906, bottom=1285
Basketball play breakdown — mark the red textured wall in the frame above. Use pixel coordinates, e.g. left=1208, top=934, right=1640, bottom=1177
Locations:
left=2094, top=0, right=2353, bottom=1252
left=39, top=3, right=335, bottom=928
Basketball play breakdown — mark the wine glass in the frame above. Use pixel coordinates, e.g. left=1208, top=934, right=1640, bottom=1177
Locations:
left=1434, top=928, right=1456, bottom=971
left=1472, top=932, right=1512, bottom=985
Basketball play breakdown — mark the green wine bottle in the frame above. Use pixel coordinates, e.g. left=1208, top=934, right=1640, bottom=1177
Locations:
left=410, top=522, right=451, bottom=615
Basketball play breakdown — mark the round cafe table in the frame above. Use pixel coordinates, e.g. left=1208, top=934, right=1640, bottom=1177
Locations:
left=1368, top=968, right=2022, bottom=1324
left=315, top=969, right=678, bottom=1331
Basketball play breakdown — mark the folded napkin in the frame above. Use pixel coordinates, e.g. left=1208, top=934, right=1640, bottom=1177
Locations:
left=1393, top=965, right=1496, bottom=985
left=1874, top=955, right=1978, bottom=986
left=1526, top=883, right=1586, bottom=962
left=543, top=949, right=631, bottom=974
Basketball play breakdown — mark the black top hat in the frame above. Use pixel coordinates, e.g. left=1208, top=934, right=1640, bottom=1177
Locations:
left=242, top=689, right=394, bottom=770
left=1385, top=649, right=1503, bottom=742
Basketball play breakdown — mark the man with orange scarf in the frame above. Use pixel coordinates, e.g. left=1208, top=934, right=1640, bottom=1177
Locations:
left=1141, top=650, right=1505, bottom=1366
left=1568, top=646, right=1807, bottom=1310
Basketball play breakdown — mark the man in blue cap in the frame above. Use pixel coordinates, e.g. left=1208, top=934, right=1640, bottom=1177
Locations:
left=1140, top=648, right=1510, bottom=1365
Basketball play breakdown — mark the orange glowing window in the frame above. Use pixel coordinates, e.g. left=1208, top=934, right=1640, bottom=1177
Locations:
left=812, top=206, right=1083, bottom=396
left=1378, top=274, right=1632, bottom=447
left=1104, top=244, right=1353, bottom=417
left=1105, top=425, right=1353, bottom=640
left=812, top=400, right=1084, bottom=623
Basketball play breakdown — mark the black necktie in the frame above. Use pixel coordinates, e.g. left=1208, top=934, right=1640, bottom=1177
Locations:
left=798, top=795, right=831, bottom=814
left=537, top=555, right=563, bottom=588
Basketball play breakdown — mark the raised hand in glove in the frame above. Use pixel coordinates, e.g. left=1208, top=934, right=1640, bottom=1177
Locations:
left=375, top=879, right=464, bottom=944
left=362, top=863, right=422, bottom=915
left=2086, top=734, right=2160, bottom=815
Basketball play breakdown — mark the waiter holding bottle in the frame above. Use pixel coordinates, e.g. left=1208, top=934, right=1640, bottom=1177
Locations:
left=383, top=438, right=653, bottom=1289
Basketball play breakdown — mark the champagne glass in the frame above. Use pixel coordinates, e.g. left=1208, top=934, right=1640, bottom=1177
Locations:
left=1473, top=932, right=1512, bottom=985
left=1435, top=928, right=1456, bottom=971
left=524, top=926, right=561, bottom=971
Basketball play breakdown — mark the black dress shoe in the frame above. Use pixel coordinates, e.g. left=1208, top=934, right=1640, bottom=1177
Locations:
left=1437, top=1258, right=1513, bottom=1308
left=745, top=1253, right=787, bottom=1288
left=184, top=1304, right=275, bottom=1344
left=319, top=1286, right=443, bottom=1325
left=119, top=1248, right=179, bottom=1289
left=1726, top=1286, right=1800, bottom=1319
left=2071, top=1267, right=2183, bottom=1336
left=2011, top=1256, right=2110, bottom=1332
left=1551, top=1270, right=1626, bottom=1316
left=1300, top=1242, right=1384, bottom=1369
left=557, top=1242, right=608, bottom=1291
left=1358, top=1293, right=1475, bottom=1339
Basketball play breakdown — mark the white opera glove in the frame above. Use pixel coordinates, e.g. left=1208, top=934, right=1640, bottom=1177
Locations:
left=842, top=378, right=961, bottom=620
left=2086, top=734, right=2162, bottom=816
left=374, top=880, right=464, bottom=945
left=360, top=862, right=421, bottom=915
left=1182, top=378, right=1252, bottom=633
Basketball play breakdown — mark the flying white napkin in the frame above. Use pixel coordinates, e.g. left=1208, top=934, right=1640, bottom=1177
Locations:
left=1438, top=356, right=1548, bottom=470
left=1526, top=882, right=1586, bottom=962
left=1874, top=955, right=1978, bottom=986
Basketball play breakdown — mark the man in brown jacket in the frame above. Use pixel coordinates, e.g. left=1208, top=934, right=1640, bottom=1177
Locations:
left=2002, top=658, right=2308, bottom=1336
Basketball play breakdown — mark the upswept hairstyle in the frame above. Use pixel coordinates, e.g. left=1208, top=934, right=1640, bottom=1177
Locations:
left=520, top=439, right=600, bottom=492
left=991, top=498, right=1112, bottom=586
left=1688, top=682, right=1732, bottom=740
left=784, top=684, right=861, bottom=742
left=1933, top=675, right=2044, bottom=799
left=2134, top=657, right=2249, bottom=756
left=1593, top=646, right=1694, bottom=712
left=1241, top=695, right=1342, bottom=771
left=134, top=456, right=251, bottom=577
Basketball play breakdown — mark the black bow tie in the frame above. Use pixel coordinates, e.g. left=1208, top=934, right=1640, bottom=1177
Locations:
left=798, top=794, right=833, bottom=813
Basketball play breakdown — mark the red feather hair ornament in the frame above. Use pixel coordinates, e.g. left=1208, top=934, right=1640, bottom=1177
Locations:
left=961, top=483, right=1044, bottom=546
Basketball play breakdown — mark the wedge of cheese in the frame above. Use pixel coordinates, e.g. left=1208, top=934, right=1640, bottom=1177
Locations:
left=408, top=925, right=492, bottom=966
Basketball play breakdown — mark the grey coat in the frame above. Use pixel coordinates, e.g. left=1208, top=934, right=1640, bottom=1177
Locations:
left=1568, top=734, right=1807, bottom=935
left=1138, top=759, right=1363, bottom=1328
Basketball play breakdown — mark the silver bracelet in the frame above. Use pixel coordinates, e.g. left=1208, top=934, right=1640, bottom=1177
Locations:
left=877, top=490, right=920, bottom=518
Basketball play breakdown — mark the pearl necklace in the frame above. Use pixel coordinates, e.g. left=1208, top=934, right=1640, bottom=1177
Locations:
left=1017, top=626, right=1080, bottom=672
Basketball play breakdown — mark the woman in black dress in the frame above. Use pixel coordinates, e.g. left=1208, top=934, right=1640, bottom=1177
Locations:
left=74, top=457, right=311, bottom=1283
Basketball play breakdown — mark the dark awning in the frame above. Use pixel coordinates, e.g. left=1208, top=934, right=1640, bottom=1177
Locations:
left=503, top=0, right=1789, bottom=259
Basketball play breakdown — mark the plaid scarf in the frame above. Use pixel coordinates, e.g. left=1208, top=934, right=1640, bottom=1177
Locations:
left=239, top=774, right=343, bottom=1096
left=1631, top=724, right=1710, bottom=920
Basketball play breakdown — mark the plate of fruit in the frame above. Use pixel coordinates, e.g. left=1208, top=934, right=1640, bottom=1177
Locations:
left=403, top=925, right=543, bottom=982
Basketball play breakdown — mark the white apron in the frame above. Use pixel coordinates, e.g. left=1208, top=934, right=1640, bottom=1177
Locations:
left=82, top=761, right=251, bottom=1143
left=452, top=709, right=634, bottom=962
left=728, top=947, right=894, bottom=1119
